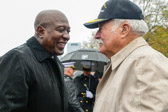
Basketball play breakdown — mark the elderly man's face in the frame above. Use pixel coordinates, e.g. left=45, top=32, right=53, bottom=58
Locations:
left=95, top=20, right=121, bottom=58
left=39, top=15, right=70, bottom=55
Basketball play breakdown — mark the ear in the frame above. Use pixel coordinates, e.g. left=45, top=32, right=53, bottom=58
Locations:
left=36, top=26, right=45, bottom=38
left=120, top=22, right=130, bottom=39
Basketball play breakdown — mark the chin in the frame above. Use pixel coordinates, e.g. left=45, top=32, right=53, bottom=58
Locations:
left=99, top=47, right=106, bottom=54
left=55, top=50, right=64, bottom=55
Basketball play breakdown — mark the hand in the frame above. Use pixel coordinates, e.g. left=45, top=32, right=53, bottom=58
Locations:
left=86, top=90, right=93, bottom=98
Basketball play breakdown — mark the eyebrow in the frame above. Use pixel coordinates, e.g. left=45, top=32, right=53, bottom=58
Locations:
left=55, top=25, right=70, bottom=29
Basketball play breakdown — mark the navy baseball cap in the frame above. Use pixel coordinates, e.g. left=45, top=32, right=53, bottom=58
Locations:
left=84, top=0, right=144, bottom=29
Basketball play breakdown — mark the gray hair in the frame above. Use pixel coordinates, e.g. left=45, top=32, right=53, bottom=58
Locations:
left=111, top=19, right=149, bottom=36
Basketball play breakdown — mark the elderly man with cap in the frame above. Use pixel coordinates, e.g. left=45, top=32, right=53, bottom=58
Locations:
left=62, top=62, right=84, bottom=112
left=84, top=0, right=168, bottom=112
left=74, top=61, right=99, bottom=112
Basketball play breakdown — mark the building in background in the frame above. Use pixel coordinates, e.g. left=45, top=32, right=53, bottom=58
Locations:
left=66, top=42, right=81, bottom=54
left=58, top=42, right=81, bottom=59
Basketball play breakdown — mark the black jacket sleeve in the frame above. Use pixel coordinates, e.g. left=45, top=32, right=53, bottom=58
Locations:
left=64, top=77, right=84, bottom=112
left=0, top=51, right=29, bottom=112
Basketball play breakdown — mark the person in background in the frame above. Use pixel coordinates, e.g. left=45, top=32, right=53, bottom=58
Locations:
left=93, top=71, right=103, bottom=81
left=84, top=0, right=168, bottom=111
left=63, top=62, right=84, bottom=112
left=74, top=61, right=99, bottom=112
left=0, top=9, right=70, bottom=112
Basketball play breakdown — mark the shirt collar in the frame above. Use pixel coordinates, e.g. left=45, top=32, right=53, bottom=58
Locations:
left=26, top=36, right=52, bottom=62
left=64, top=74, right=72, bottom=79
left=111, top=37, right=148, bottom=70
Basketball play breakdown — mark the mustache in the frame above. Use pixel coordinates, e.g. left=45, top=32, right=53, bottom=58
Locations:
left=96, top=39, right=104, bottom=44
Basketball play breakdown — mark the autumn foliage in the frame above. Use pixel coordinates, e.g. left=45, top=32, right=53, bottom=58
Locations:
left=144, top=26, right=168, bottom=57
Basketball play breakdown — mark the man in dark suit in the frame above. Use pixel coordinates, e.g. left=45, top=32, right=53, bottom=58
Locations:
left=74, top=62, right=99, bottom=112
left=63, top=62, right=84, bottom=112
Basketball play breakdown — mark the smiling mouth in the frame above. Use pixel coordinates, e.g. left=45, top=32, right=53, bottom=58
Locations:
left=57, top=42, right=67, bottom=49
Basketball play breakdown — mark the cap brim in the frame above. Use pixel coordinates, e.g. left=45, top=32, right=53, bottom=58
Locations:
left=84, top=19, right=109, bottom=29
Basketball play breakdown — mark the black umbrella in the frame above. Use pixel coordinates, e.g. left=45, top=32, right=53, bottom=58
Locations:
left=60, top=48, right=109, bottom=72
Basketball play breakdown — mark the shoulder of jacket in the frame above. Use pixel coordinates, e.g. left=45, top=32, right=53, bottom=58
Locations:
left=74, top=75, right=82, bottom=81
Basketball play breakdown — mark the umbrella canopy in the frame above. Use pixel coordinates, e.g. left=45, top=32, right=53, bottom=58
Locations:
left=60, top=48, right=109, bottom=72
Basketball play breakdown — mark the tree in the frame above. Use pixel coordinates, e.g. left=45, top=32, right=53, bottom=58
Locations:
left=81, top=31, right=99, bottom=49
left=144, top=26, right=168, bottom=57
left=132, top=0, right=168, bottom=31
left=132, top=0, right=168, bottom=57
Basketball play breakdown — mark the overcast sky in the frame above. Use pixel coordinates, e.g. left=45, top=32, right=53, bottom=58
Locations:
left=0, top=0, right=104, bottom=56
